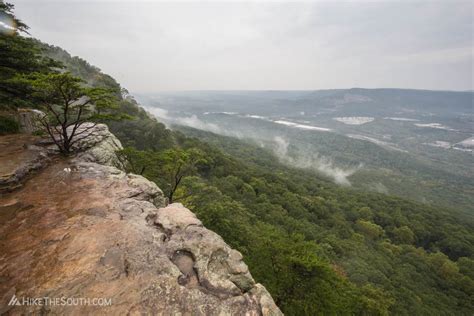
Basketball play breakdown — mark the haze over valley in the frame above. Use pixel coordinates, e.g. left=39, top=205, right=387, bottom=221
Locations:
left=138, top=89, right=474, bottom=211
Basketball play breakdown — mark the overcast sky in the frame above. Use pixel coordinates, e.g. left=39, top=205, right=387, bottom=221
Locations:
left=13, top=0, right=474, bottom=92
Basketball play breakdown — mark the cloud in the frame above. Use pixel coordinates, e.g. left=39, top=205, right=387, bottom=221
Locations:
left=146, top=106, right=243, bottom=137
left=148, top=107, right=359, bottom=185
left=147, top=107, right=169, bottom=120
left=271, top=136, right=359, bottom=186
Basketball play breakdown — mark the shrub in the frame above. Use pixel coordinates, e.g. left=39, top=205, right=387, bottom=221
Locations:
left=0, top=115, right=20, bottom=135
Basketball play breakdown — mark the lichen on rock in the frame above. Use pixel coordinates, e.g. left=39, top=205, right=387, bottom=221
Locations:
left=71, top=123, right=124, bottom=167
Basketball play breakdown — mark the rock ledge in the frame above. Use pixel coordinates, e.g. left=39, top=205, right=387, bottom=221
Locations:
left=0, top=125, right=282, bottom=315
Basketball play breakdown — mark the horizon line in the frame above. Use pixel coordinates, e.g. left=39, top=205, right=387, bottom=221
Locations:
left=132, top=87, right=474, bottom=94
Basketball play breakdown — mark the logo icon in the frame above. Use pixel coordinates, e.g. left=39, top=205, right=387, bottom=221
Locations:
left=8, top=295, right=22, bottom=306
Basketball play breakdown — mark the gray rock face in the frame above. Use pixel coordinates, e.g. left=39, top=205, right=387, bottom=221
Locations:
left=16, top=108, right=45, bottom=133
left=0, top=125, right=282, bottom=315
left=70, top=123, right=124, bottom=167
left=153, top=203, right=258, bottom=297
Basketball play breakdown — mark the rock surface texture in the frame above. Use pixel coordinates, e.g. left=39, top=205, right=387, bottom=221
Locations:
left=16, top=108, right=45, bottom=134
left=71, top=123, right=124, bottom=167
left=0, top=134, right=51, bottom=192
left=0, top=125, right=282, bottom=315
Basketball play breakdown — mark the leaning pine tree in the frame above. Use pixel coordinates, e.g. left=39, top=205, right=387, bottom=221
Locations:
left=21, top=72, right=122, bottom=154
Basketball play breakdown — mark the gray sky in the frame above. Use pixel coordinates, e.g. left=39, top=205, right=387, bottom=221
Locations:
left=13, top=0, right=474, bottom=92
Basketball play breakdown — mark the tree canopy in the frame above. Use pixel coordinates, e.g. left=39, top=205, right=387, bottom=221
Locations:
left=17, top=72, right=122, bottom=153
left=0, top=2, right=60, bottom=108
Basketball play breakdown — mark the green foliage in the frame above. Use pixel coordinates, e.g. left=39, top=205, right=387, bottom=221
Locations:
left=118, top=147, right=208, bottom=203
left=24, top=72, right=118, bottom=115
left=246, top=228, right=362, bottom=315
left=17, top=72, right=122, bottom=153
left=37, top=43, right=175, bottom=151
left=0, top=2, right=28, bottom=33
left=157, top=148, right=207, bottom=202
left=355, top=220, right=384, bottom=240
left=357, top=206, right=374, bottom=220
left=391, top=226, right=415, bottom=245
left=0, top=115, right=19, bottom=134
left=39, top=42, right=121, bottom=95
left=0, top=2, right=61, bottom=108
left=457, top=257, right=474, bottom=279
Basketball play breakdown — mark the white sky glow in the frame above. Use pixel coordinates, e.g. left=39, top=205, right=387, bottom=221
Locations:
left=13, top=0, right=474, bottom=92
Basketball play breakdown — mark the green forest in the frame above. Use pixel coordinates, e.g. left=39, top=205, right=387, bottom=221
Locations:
left=1, top=2, right=473, bottom=315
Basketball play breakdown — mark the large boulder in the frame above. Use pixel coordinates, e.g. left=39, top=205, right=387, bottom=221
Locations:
left=71, top=123, right=123, bottom=167
left=16, top=108, right=45, bottom=134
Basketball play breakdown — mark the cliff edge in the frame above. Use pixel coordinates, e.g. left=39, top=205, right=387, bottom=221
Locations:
left=0, top=125, right=282, bottom=315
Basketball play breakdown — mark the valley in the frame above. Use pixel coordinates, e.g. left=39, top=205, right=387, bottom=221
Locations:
left=137, top=89, right=474, bottom=212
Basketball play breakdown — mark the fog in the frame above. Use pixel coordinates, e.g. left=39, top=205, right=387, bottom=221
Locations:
left=147, top=106, right=359, bottom=185
left=147, top=107, right=243, bottom=137
left=271, top=136, right=358, bottom=186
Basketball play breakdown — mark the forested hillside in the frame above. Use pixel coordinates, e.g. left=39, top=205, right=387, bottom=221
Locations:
left=1, top=3, right=473, bottom=314
left=138, top=89, right=474, bottom=213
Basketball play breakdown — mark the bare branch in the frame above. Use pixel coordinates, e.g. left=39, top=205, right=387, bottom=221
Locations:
left=68, top=125, right=100, bottom=147
left=67, top=102, right=88, bottom=143
left=39, top=117, right=63, bottom=152
left=44, top=102, right=63, bottom=126
left=71, top=122, right=99, bottom=137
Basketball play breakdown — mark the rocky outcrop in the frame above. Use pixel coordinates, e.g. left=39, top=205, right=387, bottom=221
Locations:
left=71, top=123, right=124, bottom=167
left=0, top=123, right=122, bottom=193
left=16, top=108, right=45, bottom=134
left=0, top=134, right=51, bottom=192
left=0, top=125, right=282, bottom=315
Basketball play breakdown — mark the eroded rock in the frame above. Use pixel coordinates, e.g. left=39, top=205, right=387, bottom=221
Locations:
left=71, top=123, right=123, bottom=167
left=0, top=134, right=51, bottom=192
left=16, top=108, right=45, bottom=134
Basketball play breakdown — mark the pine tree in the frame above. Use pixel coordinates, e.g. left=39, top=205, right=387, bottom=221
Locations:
left=0, top=1, right=60, bottom=108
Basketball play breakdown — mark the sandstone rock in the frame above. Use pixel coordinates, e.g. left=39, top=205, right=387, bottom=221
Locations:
left=126, top=173, right=166, bottom=207
left=0, top=134, right=51, bottom=192
left=0, top=122, right=123, bottom=192
left=71, top=123, right=124, bottom=167
left=16, top=108, right=45, bottom=134
left=0, top=152, right=282, bottom=315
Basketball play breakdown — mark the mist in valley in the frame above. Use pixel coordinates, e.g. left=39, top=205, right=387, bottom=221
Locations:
left=145, top=104, right=361, bottom=186
left=138, top=88, right=473, bottom=212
